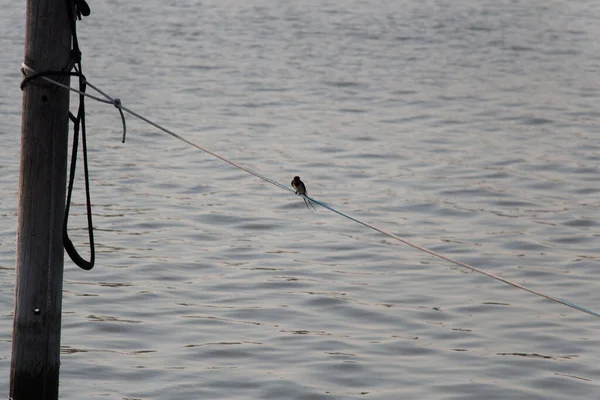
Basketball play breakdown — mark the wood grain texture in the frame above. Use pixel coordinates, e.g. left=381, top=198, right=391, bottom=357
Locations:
left=10, top=0, right=72, bottom=398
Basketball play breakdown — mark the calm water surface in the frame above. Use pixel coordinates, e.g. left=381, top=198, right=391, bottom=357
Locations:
left=2, top=0, right=600, bottom=399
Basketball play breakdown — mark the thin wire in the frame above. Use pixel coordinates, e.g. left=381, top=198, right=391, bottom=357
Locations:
left=21, top=64, right=292, bottom=193
left=306, top=196, right=600, bottom=318
left=21, top=64, right=600, bottom=319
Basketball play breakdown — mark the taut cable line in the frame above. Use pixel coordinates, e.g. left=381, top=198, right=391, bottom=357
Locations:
left=20, top=63, right=600, bottom=319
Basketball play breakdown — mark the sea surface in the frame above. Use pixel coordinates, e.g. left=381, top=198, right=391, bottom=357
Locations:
left=2, top=0, right=600, bottom=399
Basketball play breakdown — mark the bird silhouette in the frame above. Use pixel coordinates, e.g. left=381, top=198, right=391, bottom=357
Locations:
left=291, top=176, right=316, bottom=211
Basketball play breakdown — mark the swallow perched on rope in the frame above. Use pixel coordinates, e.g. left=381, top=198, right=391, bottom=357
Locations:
left=291, top=176, right=317, bottom=211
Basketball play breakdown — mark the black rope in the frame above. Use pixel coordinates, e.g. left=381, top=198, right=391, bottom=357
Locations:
left=62, top=0, right=95, bottom=270
left=72, top=0, right=91, bottom=19
left=63, top=65, right=95, bottom=270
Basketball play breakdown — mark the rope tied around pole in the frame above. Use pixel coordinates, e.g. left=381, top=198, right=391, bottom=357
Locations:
left=20, top=64, right=128, bottom=143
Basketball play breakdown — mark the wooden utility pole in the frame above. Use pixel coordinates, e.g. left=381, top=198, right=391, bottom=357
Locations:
left=10, top=0, right=72, bottom=398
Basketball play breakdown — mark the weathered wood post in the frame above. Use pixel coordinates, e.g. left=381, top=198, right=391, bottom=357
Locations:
left=10, top=0, right=72, bottom=398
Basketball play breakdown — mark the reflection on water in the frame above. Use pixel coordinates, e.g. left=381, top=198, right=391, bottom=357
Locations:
left=2, top=0, right=600, bottom=399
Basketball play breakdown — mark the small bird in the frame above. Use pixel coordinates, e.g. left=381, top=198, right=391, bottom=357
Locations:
left=291, top=176, right=317, bottom=211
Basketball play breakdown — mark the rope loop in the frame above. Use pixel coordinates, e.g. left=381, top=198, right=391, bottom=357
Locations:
left=118, top=108, right=127, bottom=142
left=110, top=98, right=127, bottom=142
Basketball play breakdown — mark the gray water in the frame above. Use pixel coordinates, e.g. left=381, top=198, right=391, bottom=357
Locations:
left=2, top=0, right=600, bottom=398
